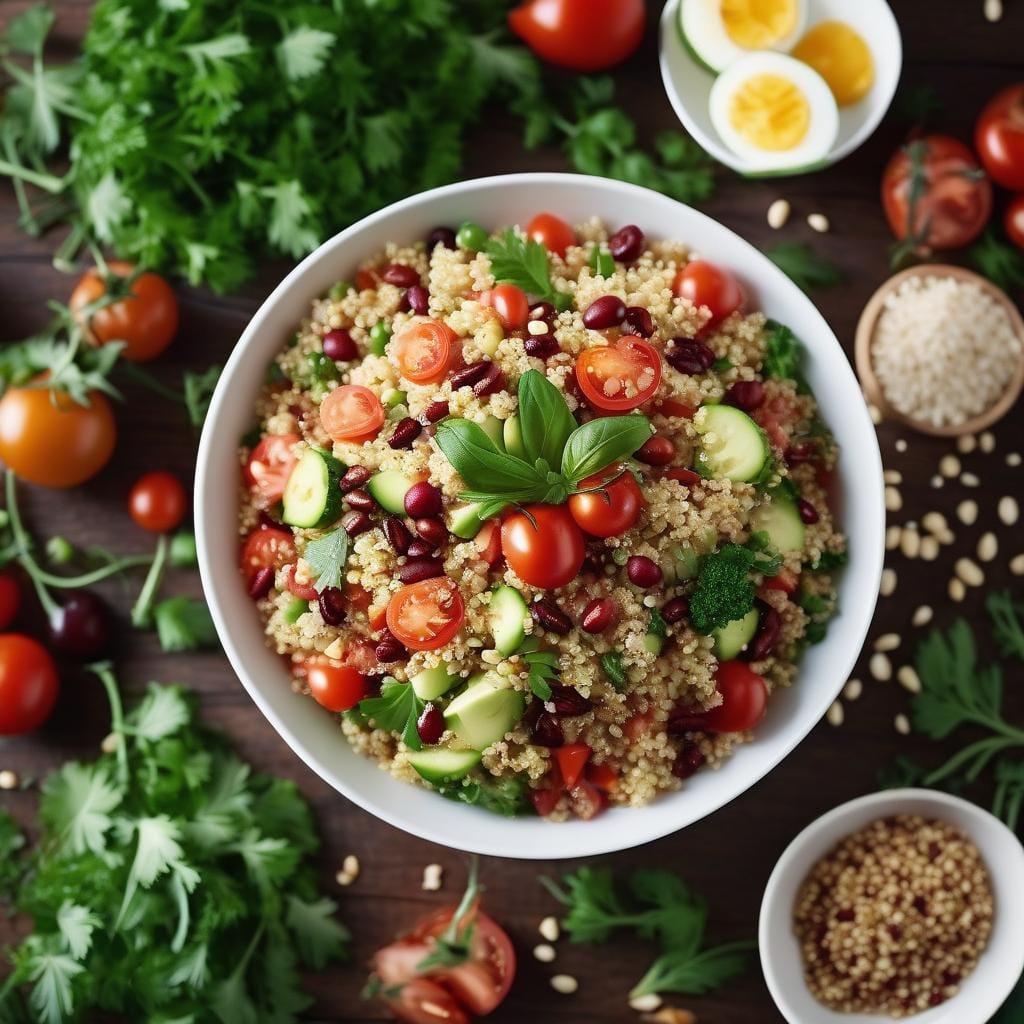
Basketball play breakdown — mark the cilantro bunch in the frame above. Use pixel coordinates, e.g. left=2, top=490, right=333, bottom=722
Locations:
left=0, top=667, right=348, bottom=1024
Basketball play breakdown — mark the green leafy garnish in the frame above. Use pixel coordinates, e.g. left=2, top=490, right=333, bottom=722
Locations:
left=969, top=229, right=1024, bottom=292
left=589, top=243, right=614, bottom=278
left=600, top=652, right=627, bottom=691
left=303, top=526, right=349, bottom=594
left=485, top=229, right=573, bottom=311
left=689, top=543, right=779, bottom=634
left=766, top=243, right=844, bottom=292
left=153, top=596, right=218, bottom=652
left=560, top=415, right=653, bottom=484
left=762, top=320, right=810, bottom=393
left=518, top=369, right=577, bottom=472
left=183, top=365, right=221, bottom=428
left=358, top=677, right=425, bottom=752
left=414, top=860, right=480, bottom=974
left=434, top=775, right=531, bottom=818
left=988, top=590, right=1024, bottom=660
left=523, top=649, right=560, bottom=700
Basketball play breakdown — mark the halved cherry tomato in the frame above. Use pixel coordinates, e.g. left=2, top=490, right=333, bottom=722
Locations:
left=526, top=213, right=576, bottom=257
left=305, top=659, right=367, bottom=712
left=568, top=468, right=643, bottom=538
left=240, top=527, right=295, bottom=588
left=341, top=638, right=380, bottom=674
left=575, top=337, right=662, bottom=412
left=0, top=634, right=59, bottom=735
left=501, top=505, right=585, bottom=589
left=287, top=566, right=319, bottom=601
left=0, top=573, right=21, bottom=631
left=474, top=519, right=503, bottom=565
left=386, top=978, right=469, bottom=1024
left=662, top=467, right=702, bottom=488
left=703, top=661, right=768, bottom=733
left=762, top=567, right=799, bottom=594
left=975, top=84, right=1024, bottom=191
left=128, top=471, right=187, bottom=533
left=320, top=384, right=384, bottom=443
left=345, top=582, right=373, bottom=613
left=392, top=320, right=459, bottom=384
left=386, top=578, right=466, bottom=651
left=672, top=261, right=744, bottom=327
left=244, top=434, right=300, bottom=504
left=554, top=743, right=591, bottom=790
left=586, top=761, right=618, bottom=793
left=481, top=284, right=529, bottom=330
left=1006, top=194, right=1024, bottom=249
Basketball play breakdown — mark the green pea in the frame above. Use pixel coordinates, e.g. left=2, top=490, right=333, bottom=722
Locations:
left=328, top=280, right=353, bottom=301
left=46, top=536, right=74, bottom=566
left=308, top=351, right=338, bottom=382
left=369, top=320, right=392, bottom=356
left=456, top=221, right=488, bottom=252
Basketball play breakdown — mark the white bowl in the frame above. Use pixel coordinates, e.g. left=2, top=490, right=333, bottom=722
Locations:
left=659, top=0, right=902, bottom=176
left=760, top=789, right=1024, bottom=1024
left=195, top=173, right=885, bottom=860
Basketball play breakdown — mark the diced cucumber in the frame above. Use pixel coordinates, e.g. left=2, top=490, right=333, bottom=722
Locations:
left=751, top=490, right=806, bottom=554
left=367, top=470, right=414, bottom=514
left=283, top=596, right=308, bottom=624
left=382, top=388, right=407, bottom=410
left=480, top=415, right=506, bottom=452
left=674, top=545, right=702, bottom=580
left=386, top=403, right=410, bottom=422
left=693, top=405, right=770, bottom=483
left=408, top=747, right=481, bottom=783
left=712, top=607, right=759, bottom=659
left=490, top=585, right=528, bottom=656
left=411, top=664, right=458, bottom=701
left=281, top=448, right=345, bottom=528
left=449, top=502, right=485, bottom=540
left=642, top=632, right=664, bottom=656
left=444, top=672, right=525, bottom=750
left=503, top=415, right=526, bottom=460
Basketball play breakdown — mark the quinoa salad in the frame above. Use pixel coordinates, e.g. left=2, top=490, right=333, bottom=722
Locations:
left=237, top=214, right=846, bottom=821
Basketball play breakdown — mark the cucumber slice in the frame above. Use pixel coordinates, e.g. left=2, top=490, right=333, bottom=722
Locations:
left=751, top=490, right=806, bottom=554
left=382, top=388, right=407, bottom=410
left=283, top=596, right=308, bottom=624
left=449, top=502, right=485, bottom=540
left=490, top=585, right=528, bottom=656
left=673, top=545, right=702, bottom=581
left=408, top=747, right=481, bottom=783
left=367, top=470, right=414, bottom=515
left=281, top=448, right=345, bottom=528
left=713, top=607, right=759, bottom=659
left=480, top=415, right=506, bottom=452
left=503, top=415, right=526, bottom=460
left=693, top=405, right=770, bottom=483
left=444, top=672, right=525, bottom=750
left=411, top=664, right=458, bottom=701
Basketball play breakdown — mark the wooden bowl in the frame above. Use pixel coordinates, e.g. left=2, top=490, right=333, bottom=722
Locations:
left=854, top=264, right=1024, bottom=437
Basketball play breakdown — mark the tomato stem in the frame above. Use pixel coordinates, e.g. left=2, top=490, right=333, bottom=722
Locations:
left=130, top=533, right=169, bottom=628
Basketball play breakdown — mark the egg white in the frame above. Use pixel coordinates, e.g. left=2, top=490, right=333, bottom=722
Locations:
left=680, top=0, right=809, bottom=73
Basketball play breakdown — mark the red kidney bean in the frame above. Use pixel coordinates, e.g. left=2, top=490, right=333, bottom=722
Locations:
left=549, top=684, right=592, bottom=717
left=749, top=605, right=782, bottom=661
left=258, top=509, right=283, bottom=529
left=623, top=305, right=655, bottom=338
left=388, top=416, right=422, bottom=450
left=345, top=488, right=375, bottom=511
left=398, top=557, right=444, bottom=585
left=608, top=224, right=645, bottom=262
left=627, top=555, right=662, bottom=588
left=450, top=361, right=490, bottom=389
left=785, top=441, right=818, bottom=466
left=473, top=362, right=505, bottom=397
left=524, top=334, right=559, bottom=359
left=374, top=630, right=407, bottom=663
left=666, top=338, right=716, bottom=374
left=318, top=587, right=347, bottom=626
left=667, top=710, right=707, bottom=735
left=529, top=301, right=557, bottom=323
left=580, top=597, right=617, bottom=634
left=383, top=516, right=412, bottom=554
left=724, top=380, right=765, bottom=411
left=342, top=510, right=372, bottom=537
left=672, top=742, right=705, bottom=779
left=404, top=481, right=442, bottom=518
left=416, top=703, right=445, bottom=744
left=323, top=328, right=357, bottom=362
left=661, top=596, right=689, bottom=624
left=247, top=566, right=275, bottom=600
left=339, top=465, right=372, bottom=492
left=427, top=226, right=456, bottom=250
left=798, top=498, right=820, bottom=525
left=580, top=552, right=605, bottom=576
left=405, top=284, right=429, bottom=316
left=382, top=264, right=420, bottom=287
left=582, top=295, right=626, bottom=330
left=406, top=540, right=435, bottom=558
left=423, top=399, right=450, bottom=423
left=636, top=435, right=674, bottom=466
left=415, top=517, right=448, bottom=548
left=531, top=711, right=564, bottom=748
left=531, top=599, right=572, bottom=635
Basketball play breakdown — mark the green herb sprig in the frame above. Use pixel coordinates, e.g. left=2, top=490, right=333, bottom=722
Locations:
left=358, top=677, right=425, bottom=752
left=485, top=230, right=573, bottom=312
left=766, top=243, right=844, bottom=293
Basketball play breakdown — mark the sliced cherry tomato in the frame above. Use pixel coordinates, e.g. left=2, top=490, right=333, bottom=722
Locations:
left=244, top=434, right=300, bottom=504
left=0, top=634, right=59, bottom=735
left=975, top=84, right=1024, bottom=191
left=0, top=573, right=21, bottom=631
left=69, top=261, right=178, bottom=363
left=703, top=661, right=768, bottom=733
left=672, top=261, right=744, bottom=327
left=387, top=978, right=470, bottom=1024
left=663, top=467, right=702, bottom=488
left=474, top=519, right=503, bottom=565
left=305, top=660, right=367, bottom=712
left=369, top=603, right=389, bottom=632
left=568, top=468, right=643, bottom=538
left=386, top=578, right=466, bottom=651
left=762, top=567, right=799, bottom=594
left=392, top=320, right=459, bottom=385
left=481, top=284, right=529, bottom=330
left=531, top=786, right=562, bottom=816
left=586, top=761, right=618, bottom=793
left=501, top=505, right=585, bottom=589
left=356, top=268, right=380, bottom=291
left=341, top=638, right=381, bottom=674
left=345, top=582, right=373, bottom=613
left=575, top=337, right=662, bottom=412
left=554, top=743, right=591, bottom=790
left=128, top=471, right=187, bottom=533
left=240, top=527, right=295, bottom=588
left=526, top=213, right=577, bottom=257
left=509, top=0, right=645, bottom=72
left=320, top=384, right=385, bottom=443
left=287, top=565, right=319, bottom=601
left=1006, top=194, right=1024, bottom=249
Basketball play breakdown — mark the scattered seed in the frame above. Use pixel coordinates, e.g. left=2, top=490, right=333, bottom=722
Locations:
left=539, top=916, right=561, bottom=943
left=955, top=557, right=985, bottom=587
left=870, top=652, right=893, bottom=682
left=630, top=993, right=664, bottom=1013
left=843, top=679, right=863, bottom=701
left=957, top=434, right=977, bottom=454
left=985, top=0, right=1003, bottom=21
left=1011, top=553, right=1024, bottom=576
left=422, top=863, right=444, bottom=891
left=979, top=430, right=996, bottom=452
left=895, top=439, right=908, bottom=453
left=533, top=944, right=557, bottom=963
left=807, top=212, right=830, bottom=233
left=939, top=454, right=961, bottom=478
left=912, top=605, right=933, bottom=627
left=880, top=568, right=897, bottom=597
left=550, top=974, right=579, bottom=995
left=101, top=732, right=120, bottom=755
left=900, top=529, right=921, bottom=559
left=961, top=471, right=981, bottom=487
left=527, top=319, right=548, bottom=336
left=0, top=770, right=19, bottom=791
left=480, top=648, right=502, bottom=665
left=336, top=854, right=361, bottom=886
left=930, top=475, right=944, bottom=489
left=922, top=511, right=949, bottom=536
left=1007, top=452, right=1022, bottom=467
left=874, top=633, right=901, bottom=652
left=998, top=496, right=1019, bottom=526
left=885, top=525, right=902, bottom=551
left=894, top=713, right=911, bottom=736
left=977, top=532, right=999, bottom=562
left=767, top=198, right=791, bottom=229
left=885, top=486, right=903, bottom=512
left=957, top=499, right=979, bottom=525
left=883, top=469, right=903, bottom=485
left=643, top=1011, right=696, bottom=1024
left=827, top=701, right=845, bottom=726
left=919, top=536, right=939, bottom=561
left=869, top=403, right=883, bottom=425
left=897, top=665, right=922, bottom=694
left=948, top=577, right=966, bottom=602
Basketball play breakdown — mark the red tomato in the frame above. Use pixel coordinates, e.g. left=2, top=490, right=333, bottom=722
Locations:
left=672, top=261, right=744, bottom=327
left=474, top=520, right=503, bottom=565
left=526, top=213, right=576, bottom=257
left=975, top=84, right=1024, bottom=191
left=0, top=573, right=20, bottom=631
left=1006, top=194, right=1024, bottom=249
left=386, top=578, right=466, bottom=651
left=320, top=384, right=385, bottom=443
left=501, top=505, right=585, bottom=589
left=128, top=471, right=187, bottom=533
left=244, top=434, right=300, bottom=504
left=482, top=284, right=529, bottom=330
left=0, top=635, right=59, bottom=735
left=392, top=320, right=459, bottom=384
left=569, top=778, right=607, bottom=819
left=305, top=660, right=367, bottom=712
left=509, top=0, right=645, bottom=72
left=240, top=528, right=295, bottom=589
left=356, top=268, right=379, bottom=291
left=554, top=744, right=591, bottom=790
left=624, top=711, right=653, bottom=744
left=386, top=978, right=469, bottom=1024
left=568, top=468, right=643, bottom=538
left=286, top=566, right=319, bottom=601
left=341, top=638, right=381, bottom=674
left=575, top=337, right=662, bottom=412
left=881, top=135, right=992, bottom=254
left=703, top=661, right=768, bottom=733
left=531, top=786, right=562, bottom=817
left=762, top=567, right=799, bottom=594
left=587, top=761, right=619, bottom=793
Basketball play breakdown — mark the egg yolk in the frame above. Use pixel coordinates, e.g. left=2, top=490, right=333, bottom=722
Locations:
left=729, top=74, right=810, bottom=151
left=792, top=21, right=874, bottom=106
left=721, top=0, right=799, bottom=49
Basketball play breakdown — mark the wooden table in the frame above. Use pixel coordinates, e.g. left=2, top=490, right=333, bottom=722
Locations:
left=2, top=2, right=1023, bottom=1020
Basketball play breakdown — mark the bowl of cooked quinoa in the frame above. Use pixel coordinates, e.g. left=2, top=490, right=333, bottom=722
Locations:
left=760, top=789, right=1024, bottom=1024
left=195, top=173, right=885, bottom=858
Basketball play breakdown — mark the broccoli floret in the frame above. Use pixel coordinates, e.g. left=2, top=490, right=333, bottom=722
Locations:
left=689, top=544, right=758, bottom=634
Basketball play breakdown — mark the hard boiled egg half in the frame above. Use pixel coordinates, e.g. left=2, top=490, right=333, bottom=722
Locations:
left=681, top=0, right=808, bottom=73
left=709, top=52, right=839, bottom=172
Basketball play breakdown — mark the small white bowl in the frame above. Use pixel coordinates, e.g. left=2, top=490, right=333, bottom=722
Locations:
left=659, top=0, right=902, bottom=177
left=760, top=789, right=1024, bottom=1024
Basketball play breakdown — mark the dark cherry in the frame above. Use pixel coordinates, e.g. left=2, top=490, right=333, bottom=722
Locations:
left=531, top=711, right=564, bottom=748
left=49, top=591, right=111, bottom=659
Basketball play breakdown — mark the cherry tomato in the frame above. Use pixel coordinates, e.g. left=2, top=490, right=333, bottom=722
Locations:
left=501, top=505, right=585, bottom=589
left=69, top=261, right=178, bottom=363
left=568, top=468, right=643, bottom=538
left=286, top=566, right=319, bottom=601
left=305, top=660, right=367, bottom=712
left=129, top=471, right=186, bottom=533
left=881, top=135, right=992, bottom=255
left=0, top=382, right=115, bottom=488
left=240, top=528, right=295, bottom=589
left=975, top=84, right=1024, bottom=191
left=0, top=573, right=20, bottom=631
left=244, top=434, right=300, bottom=504
left=341, top=638, right=381, bottom=674
left=531, top=786, right=562, bottom=817
left=762, top=567, right=799, bottom=594
left=554, top=743, right=590, bottom=790
left=481, top=284, right=529, bottom=330
left=320, top=384, right=385, bottom=443
left=509, top=0, right=645, bottom=72
left=474, top=519, right=503, bottom=565
left=575, top=337, right=662, bottom=412
left=1006, top=195, right=1024, bottom=249
left=672, top=261, right=744, bottom=327
left=526, top=213, right=576, bottom=257
left=0, top=635, right=59, bottom=735
left=356, top=268, right=379, bottom=291
left=702, top=661, right=768, bottom=733
left=386, top=978, right=469, bottom=1024
left=386, top=578, right=466, bottom=651
left=392, top=320, right=459, bottom=385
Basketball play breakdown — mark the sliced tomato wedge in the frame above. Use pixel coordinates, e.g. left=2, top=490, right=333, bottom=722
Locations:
left=624, top=710, right=653, bottom=744
left=473, top=520, right=503, bottom=565
left=340, top=638, right=380, bottom=674
left=531, top=786, right=562, bottom=817
left=586, top=761, right=619, bottom=792
left=570, top=778, right=607, bottom=820
left=240, top=528, right=295, bottom=588
left=244, top=434, right=300, bottom=504
left=387, top=978, right=470, bottom=1024
left=320, top=384, right=385, bottom=443
left=554, top=743, right=591, bottom=790
left=286, top=565, right=318, bottom=601
left=386, top=578, right=466, bottom=651
left=655, top=397, right=697, bottom=419
left=392, top=320, right=459, bottom=384
left=575, top=337, right=662, bottom=412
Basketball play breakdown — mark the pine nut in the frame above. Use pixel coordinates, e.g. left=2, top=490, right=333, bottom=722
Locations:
left=922, top=511, right=949, bottom=536
left=930, top=475, right=944, bottom=489
left=885, top=486, right=902, bottom=512
left=336, top=854, right=360, bottom=886
left=550, top=974, right=578, bottom=995
left=957, top=499, right=978, bottom=525
left=843, top=678, right=863, bottom=701
left=900, top=529, right=920, bottom=558
left=957, top=434, right=977, bottom=454
left=883, top=469, right=902, bottom=485
left=977, top=532, right=999, bottom=562
left=323, top=638, right=345, bottom=661
left=894, top=713, right=911, bottom=736
left=955, top=557, right=985, bottom=587
left=895, top=439, right=908, bottom=452
left=807, top=212, right=830, bottom=233
left=422, top=863, right=444, bottom=891
left=979, top=430, right=996, bottom=452
left=880, top=568, right=897, bottom=596
left=948, top=578, right=966, bottom=602
left=539, top=916, right=561, bottom=942
left=767, top=198, right=791, bottom=229
left=870, top=653, right=893, bottom=682
left=874, top=633, right=901, bottom=652
left=827, top=701, right=844, bottom=726
left=999, top=496, right=1019, bottom=526
left=480, top=648, right=502, bottom=665
left=869, top=403, right=883, bottom=425
left=1007, top=452, right=1022, bottom=466
left=533, top=944, right=556, bottom=963
left=985, top=0, right=1003, bottom=23
left=885, top=525, right=902, bottom=550
left=0, top=770, right=19, bottom=790
left=1011, top=553, right=1024, bottom=576
left=919, top=536, right=939, bottom=561
left=527, top=319, right=548, bottom=336
left=961, top=471, right=981, bottom=487
left=912, top=605, right=933, bottom=627
left=897, top=666, right=922, bottom=694
left=939, top=454, right=961, bottom=478
left=629, top=993, right=664, bottom=1013
left=645, top=1011, right=697, bottom=1024
left=101, top=732, right=120, bottom=754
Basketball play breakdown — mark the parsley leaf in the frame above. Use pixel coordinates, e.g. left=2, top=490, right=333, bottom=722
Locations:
left=766, top=242, right=844, bottom=292
left=485, top=229, right=573, bottom=311
left=969, top=230, right=1024, bottom=292
left=358, top=677, right=425, bottom=751
left=988, top=590, right=1024, bottom=660
left=303, top=526, right=350, bottom=594
left=285, top=896, right=351, bottom=970
left=762, top=319, right=811, bottom=392
left=183, top=364, right=221, bottom=428
left=153, top=596, right=219, bottom=652
left=523, top=649, right=559, bottom=700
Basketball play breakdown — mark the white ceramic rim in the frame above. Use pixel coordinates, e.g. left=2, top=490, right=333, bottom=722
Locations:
left=195, top=172, right=885, bottom=859
left=759, top=788, right=1024, bottom=1024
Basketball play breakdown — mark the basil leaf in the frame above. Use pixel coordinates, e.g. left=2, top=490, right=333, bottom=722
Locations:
left=562, top=415, right=652, bottom=483
left=435, top=418, right=546, bottom=493
left=518, top=370, right=577, bottom=473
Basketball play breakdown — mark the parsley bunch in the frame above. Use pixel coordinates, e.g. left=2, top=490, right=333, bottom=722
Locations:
left=0, top=666, right=349, bottom=1024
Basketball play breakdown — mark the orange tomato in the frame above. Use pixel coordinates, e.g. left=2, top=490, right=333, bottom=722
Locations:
left=386, top=578, right=466, bottom=651
left=392, top=320, right=459, bottom=384
left=320, top=384, right=385, bottom=443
